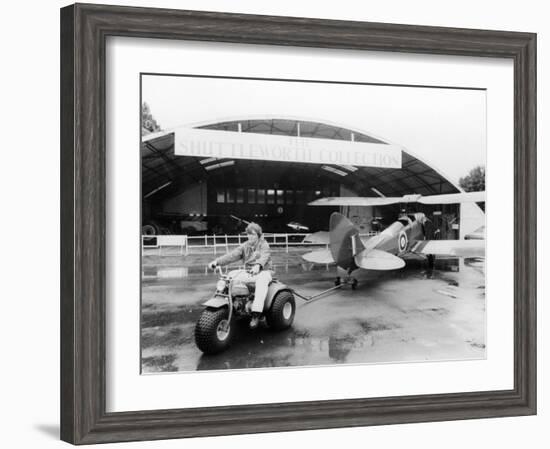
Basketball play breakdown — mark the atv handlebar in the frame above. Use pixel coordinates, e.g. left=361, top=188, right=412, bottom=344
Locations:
left=209, top=264, right=256, bottom=278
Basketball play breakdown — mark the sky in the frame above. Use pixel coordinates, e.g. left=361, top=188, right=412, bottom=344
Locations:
left=142, top=74, right=486, bottom=184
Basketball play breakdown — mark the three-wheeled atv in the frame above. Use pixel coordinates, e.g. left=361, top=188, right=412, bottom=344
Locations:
left=194, top=267, right=296, bottom=354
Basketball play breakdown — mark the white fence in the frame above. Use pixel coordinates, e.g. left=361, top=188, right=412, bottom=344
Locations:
left=142, top=232, right=378, bottom=256
left=142, top=235, right=188, bottom=255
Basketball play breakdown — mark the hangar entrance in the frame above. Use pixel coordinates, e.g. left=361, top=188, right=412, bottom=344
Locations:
left=150, top=158, right=341, bottom=234
left=206, top=160, right=340, bottom=234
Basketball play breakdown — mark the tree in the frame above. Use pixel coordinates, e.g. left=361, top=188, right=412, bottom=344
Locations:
left=141, top=102, right=161, bottom=134
left=459, top=165, right=485, bottom=192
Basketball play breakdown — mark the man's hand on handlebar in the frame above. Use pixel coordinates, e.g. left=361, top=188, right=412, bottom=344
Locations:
left=208, top=261, right=217, bottom=270
left=250, top=264, right=261, bottom=275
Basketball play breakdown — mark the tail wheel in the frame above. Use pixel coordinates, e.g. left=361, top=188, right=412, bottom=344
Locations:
left=194, top=308, right=232, bottom=354
left=398, top=230, right=408, bottom=253
left=266, top=291, right=296, bottom=330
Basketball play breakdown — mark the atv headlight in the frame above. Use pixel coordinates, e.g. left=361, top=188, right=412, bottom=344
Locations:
left=216, top=280, right=227, bottom=292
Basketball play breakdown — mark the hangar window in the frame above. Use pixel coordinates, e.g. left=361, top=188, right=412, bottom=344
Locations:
left=276, top=190, right=284, bottom=204
left=322, top=165, right=347, bottom=176
left=216, top=190, right=225, bottom=203
left=285, top=190, right=294, bottom=204
left=267, top=189, right=275, bottom=204
left=257, top=189, right=265, bottom=204
left=236, top=188, right=244, bottom=204
left=201, top=122, right=239, bottom=132
left=308, top=191, right=319, bottom=202
left=226, top=189, right=235, bottom=203
left=205, top=160, right=235, bottom=171
left=248, top=189, right=256, bottom=204
left=339, top=165, right=358, bottom=172
left=296, top=190, right=305, bottom=203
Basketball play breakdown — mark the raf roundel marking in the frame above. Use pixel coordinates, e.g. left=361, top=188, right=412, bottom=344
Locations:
left=398, top=231, right=408, bottom=252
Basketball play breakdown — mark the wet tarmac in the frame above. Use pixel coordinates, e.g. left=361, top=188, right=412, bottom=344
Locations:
left=141, top=249, right=485, bottom=373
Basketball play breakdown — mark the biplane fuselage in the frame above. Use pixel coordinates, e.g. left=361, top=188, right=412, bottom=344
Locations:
left=327, top=212, right=426, bottom=272
left=362, top=213, right=426, bottom=256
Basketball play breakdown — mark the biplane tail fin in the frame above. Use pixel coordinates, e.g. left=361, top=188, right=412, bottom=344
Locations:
left=328, top=212, right=364, bottom=271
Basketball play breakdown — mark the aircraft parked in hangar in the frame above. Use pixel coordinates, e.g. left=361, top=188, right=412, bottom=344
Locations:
left=302, top=191, right=485, bottom=288
left=287, top=221, right=310, bottom=232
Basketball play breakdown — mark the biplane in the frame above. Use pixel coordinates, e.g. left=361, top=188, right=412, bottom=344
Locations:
left=302, top=191, right=485, bottom=288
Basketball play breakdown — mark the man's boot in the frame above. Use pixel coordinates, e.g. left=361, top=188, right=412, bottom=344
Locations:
left=249, top=312, right=261, bottom=330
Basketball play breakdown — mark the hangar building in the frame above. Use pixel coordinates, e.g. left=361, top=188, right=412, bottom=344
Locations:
left=141, top=118, right=483, bottom=239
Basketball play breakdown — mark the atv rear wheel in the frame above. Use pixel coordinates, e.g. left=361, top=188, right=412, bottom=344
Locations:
left=195, top=308, right=232, bottom=354
left=266, top=291, right=296, bottom=330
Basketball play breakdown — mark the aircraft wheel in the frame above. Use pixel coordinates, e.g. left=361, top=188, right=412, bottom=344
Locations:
left=351, top=278, right=358, bottom=290
left=334, top=277, right=341, bottom=286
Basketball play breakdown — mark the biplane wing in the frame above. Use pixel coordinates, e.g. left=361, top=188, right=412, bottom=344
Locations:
left=302, top=248, right=334, bottom=264
left=309, top=191, right=485, bottom=207
left=417, top=191, right=485, bottom=204
left=409, top=239, right=485, bottom=258
left=303, top=231, right=330, bottom=245
left=354, top=249, right=405, bottom=270
left=309, top=197, right=400, bottom=207
left=302, top=247, right=406, bottom=270
left=303, top=231, right=375, bottom=246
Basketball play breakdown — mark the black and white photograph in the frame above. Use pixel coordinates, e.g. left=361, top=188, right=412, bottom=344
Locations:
left=1, top=0, right=543, bottom=447
left=140, top=74, right=487, bottom=373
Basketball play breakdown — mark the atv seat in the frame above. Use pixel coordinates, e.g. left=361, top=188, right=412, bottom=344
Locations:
left=229, top=269, right=277, bottom=293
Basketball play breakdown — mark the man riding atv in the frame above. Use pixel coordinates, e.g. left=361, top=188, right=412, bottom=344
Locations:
left=208, top=222, right=272, bottom=329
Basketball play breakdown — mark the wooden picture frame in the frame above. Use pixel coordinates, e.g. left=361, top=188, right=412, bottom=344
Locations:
left=60, top=3, right=536, bottom=444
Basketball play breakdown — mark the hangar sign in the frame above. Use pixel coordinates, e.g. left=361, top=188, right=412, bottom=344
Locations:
left=174, top=128, right=402, bottom=169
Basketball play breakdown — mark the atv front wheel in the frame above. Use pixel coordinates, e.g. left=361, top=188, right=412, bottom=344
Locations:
left=194, top=308, right=232, bottom=354
left=266, top=291, right=296, bottom=330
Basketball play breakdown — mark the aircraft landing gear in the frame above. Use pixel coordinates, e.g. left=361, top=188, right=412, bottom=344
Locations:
left=334, top=276, right=358, bottom=289
left=427, top=254, right=435, bottom=270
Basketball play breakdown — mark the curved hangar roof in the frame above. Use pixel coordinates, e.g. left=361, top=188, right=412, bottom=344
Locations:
left=141, top=118, right=460, bottom=200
